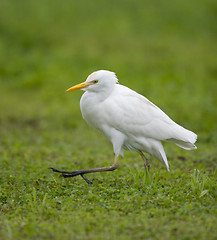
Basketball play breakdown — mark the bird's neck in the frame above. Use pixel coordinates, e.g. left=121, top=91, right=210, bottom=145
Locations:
left=87, top=84, right=115, bottom=101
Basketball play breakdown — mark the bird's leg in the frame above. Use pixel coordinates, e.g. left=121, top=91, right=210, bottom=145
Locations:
left=49, top=156, right=119, bottom=184
left=139, top=151, right=150, bottom=171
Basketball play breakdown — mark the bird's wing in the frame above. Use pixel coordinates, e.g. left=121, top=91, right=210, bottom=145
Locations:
left=102, top=85, right=185, bottom=142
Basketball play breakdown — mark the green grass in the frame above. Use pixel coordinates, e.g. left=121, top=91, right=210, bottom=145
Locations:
left=0, top=0, right=217, bottom=239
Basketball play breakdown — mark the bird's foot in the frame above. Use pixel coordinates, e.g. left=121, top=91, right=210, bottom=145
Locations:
left=49, top=168, right=93, bottom=184
left=80, top=174, right=93, bottom=184
left=49, top=163, right=118, bottom=184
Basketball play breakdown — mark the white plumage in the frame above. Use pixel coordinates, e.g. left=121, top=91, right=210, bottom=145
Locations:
left=67, top=70, right=197, bottom=172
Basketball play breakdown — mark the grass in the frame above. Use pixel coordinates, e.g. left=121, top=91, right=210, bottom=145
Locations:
left=0, top=0, right=217, bottom=239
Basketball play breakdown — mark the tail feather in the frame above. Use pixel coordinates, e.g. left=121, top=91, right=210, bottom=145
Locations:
left=170, top=139, right=197, bottom=150
left=166, top=125, right=197, bottom=150
left=152, top=141, right=170, bottom=172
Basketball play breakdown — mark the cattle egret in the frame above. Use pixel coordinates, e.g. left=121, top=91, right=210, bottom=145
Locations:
left=51, top=70, right=197, bottom=184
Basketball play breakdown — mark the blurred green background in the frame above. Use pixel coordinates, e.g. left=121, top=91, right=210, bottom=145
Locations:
left=0, top=0, right=217, bottom=239
left=0, top=0, right=216, bottom=136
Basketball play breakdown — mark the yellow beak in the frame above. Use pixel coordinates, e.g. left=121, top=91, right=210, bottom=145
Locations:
left=66, top=82, right=91, bottom=92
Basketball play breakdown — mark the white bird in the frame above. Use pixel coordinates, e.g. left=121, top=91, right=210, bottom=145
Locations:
left=51, top=70, right=197, bottom=184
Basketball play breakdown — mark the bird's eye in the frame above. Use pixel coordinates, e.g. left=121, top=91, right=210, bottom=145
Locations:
left=93, top=80, right=98, bottom=84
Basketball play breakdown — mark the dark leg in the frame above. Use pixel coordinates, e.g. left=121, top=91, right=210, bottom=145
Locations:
left=139, top=151, right=150, bottom=171
left=50, top=156, right=119, bottom=184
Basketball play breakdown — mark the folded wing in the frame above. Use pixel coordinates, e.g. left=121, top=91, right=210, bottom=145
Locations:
left=103, top=85, right=197, bottom=149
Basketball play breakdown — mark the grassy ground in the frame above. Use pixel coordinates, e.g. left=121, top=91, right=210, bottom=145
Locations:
left=0, top=0, right=217, bottom=239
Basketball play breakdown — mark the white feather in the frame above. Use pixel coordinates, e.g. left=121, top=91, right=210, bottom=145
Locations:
left=80, top=70, right=197, bottom=171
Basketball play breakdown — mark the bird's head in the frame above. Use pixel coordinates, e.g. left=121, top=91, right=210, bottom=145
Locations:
left=66, top=70, right=118, bottom=93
